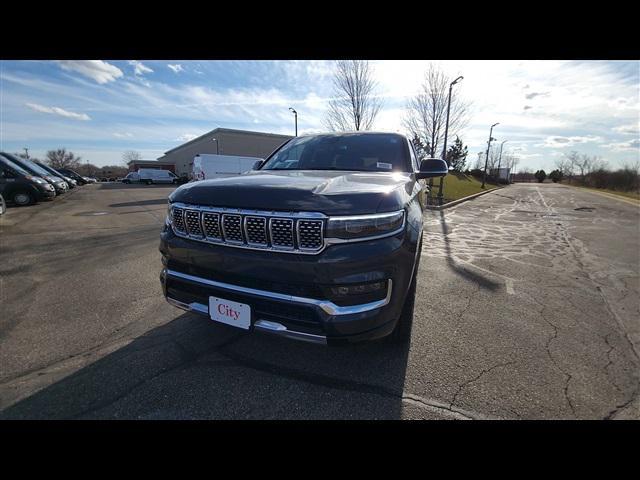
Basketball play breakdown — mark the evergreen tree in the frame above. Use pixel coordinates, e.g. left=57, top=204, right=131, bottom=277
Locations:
left=445, top=136, right=468, bottom=172
left=548, top=169, right=563, bottom=183
left=411, top=134, right=428, bottom=161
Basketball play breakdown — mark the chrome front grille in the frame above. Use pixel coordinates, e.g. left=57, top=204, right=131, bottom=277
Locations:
left=169, top=203, right=325, bottom=254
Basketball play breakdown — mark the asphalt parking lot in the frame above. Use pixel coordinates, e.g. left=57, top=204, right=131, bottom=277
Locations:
left=0, top=182, right=638, bottom=419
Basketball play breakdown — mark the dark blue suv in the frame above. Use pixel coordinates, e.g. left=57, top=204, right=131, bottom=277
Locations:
left=159, top=132, right=447, bottom=345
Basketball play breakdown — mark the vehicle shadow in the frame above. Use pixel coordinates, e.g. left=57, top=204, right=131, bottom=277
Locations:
left=1, top=311, right=411, bottom=420
left=438, top=210, right=501, bottom=291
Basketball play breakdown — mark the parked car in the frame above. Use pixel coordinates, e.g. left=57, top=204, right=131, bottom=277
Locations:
left=138, top=168, right=179, bottom=185
left=0, top=154, right=56, bottom=205
left=83, top=177, right=97, bottom=183
left=160, top=132, right=448, bottom=345
left=0, top=193, right=5, bottom=216
left=56, top=168, right=88, bottom=185
left=32, top=161, right=77, bottom=189
left=1, top=152, right=68, bottom=195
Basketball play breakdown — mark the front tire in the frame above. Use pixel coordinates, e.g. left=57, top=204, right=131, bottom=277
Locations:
left=12, top=191, right=36, bottom=206
left=386, top=234, right=423, bottom=344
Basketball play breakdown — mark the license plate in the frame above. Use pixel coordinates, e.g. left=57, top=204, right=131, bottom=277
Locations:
left=209, top=296, right=251, bottom=330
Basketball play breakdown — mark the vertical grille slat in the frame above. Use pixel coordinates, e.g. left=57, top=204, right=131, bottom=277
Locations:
left=245, top=217, right=268, bottom=245
left=170, top=205, right=325, bottom=254
left=172, top=207, right=186, bottom=233
left=185, top=210, right=203, bottom=237
left=202, top=213, right=221, bottom=239
left=297, top=220, right=323, bottom=250
left=222, top=214, right=244, bottom=243
left=270, top=218, right=295, bottom=249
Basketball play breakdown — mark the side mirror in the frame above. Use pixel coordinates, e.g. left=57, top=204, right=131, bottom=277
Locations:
left=416, top=158, right=449, bottom=179
left=252, top=159, right=264, bottom=170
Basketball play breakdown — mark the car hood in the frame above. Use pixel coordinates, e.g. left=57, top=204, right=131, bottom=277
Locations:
left=46, top=175, right=66, bottom=185
left=169, top=170, right=416, bottom=215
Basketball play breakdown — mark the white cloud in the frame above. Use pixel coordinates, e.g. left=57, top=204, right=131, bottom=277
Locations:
left=612, top=122, right=639, bottom=135
left=129, top=60, right=154, bottom=76
left=113, top=132, right=134, bottom=138
left=26, top=102, right=90, bottom=121
left=57, top=60, right=123, bottom=84
left=168, top=64, right=184, bottom=73
left=601, top=139, right=640, bottom=152
left=541, top=135, right=603, bottom=148
left=176, top=133, right=198, bottom=142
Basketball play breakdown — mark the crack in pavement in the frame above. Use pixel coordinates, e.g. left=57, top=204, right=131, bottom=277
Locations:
left=448, top=361, right=516, bottom=412
left=213, top=347, right=495, bottom=420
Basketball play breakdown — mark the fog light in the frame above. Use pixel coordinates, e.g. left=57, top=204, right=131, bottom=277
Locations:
left=330, top=281, right=386, bottom=296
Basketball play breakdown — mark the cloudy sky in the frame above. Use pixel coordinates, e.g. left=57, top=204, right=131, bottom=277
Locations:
left=1, top=60, right=638, bottom=170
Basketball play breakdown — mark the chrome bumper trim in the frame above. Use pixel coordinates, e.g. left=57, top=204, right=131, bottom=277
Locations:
left=165, top=269, right=392, bottom=316
left=254, top=320, right=327, bottom=344
left=166, top=296, right=208, bottom=314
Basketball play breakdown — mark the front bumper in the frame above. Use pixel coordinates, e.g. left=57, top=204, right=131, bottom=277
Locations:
left=37, top=186, right=56, bottom=199
left=159, top=224, right=419, bottom=345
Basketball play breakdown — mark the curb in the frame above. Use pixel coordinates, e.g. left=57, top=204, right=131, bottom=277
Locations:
left=425, top=186, right=504, bottom=210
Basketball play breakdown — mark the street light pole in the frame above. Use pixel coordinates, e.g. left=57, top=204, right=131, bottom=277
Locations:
left=497, top=140, right=507, bottom=182
left=23, top=148, right=29, bottom=159
left=289, top=107, right=298, bottom=136
left=481, top=122, right=499, bottom=188
left=437, top=76, right=464, bottom=206
left=212, top=138, right=219, bottom=155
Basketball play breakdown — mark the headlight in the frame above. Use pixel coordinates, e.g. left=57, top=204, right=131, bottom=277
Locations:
left=26, top=175, right=47, bottom=184
left=326, top=210, right=405, bottom=241
left=166, top=203, right=173, bottom=226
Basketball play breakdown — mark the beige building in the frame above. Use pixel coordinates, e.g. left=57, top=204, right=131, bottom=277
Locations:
left=157, top=128, right=293, bottom=177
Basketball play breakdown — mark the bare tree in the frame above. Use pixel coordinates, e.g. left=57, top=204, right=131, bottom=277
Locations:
left=122, top=150, right=143, bottom=166
left=502, top=152, right=520, bottom=172
left=403, top=63, right=470, bottom=158
left=555, top=155, right=575, bottom=183
left=46, top=148, right=82, bottom=169
left=473, top=152, right=485, bottom=170
left=324, top=60, right=382, bottom=132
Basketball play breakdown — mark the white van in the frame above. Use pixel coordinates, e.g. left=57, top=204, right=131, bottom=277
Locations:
left=137, top=168, right=179, bottom=185
left=192, top=154, right=263, bottom=181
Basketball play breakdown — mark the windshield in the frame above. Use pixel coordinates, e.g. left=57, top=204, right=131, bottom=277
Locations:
left=2, top=153, right=54, bottom=178
left=261, top=133, right=411, bottom=172
left=0, top=154, right=31, bottom=176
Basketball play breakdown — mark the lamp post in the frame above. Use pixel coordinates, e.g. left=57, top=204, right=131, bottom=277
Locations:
left=437, top=76, right=463, bottom=205
left=212, top=138, right=219, bottom=155
left=289, top=107, right=298, bottom=136
left=481, top=123, right=499, bottom=188
left=497, top=140, right=507, bottom=182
